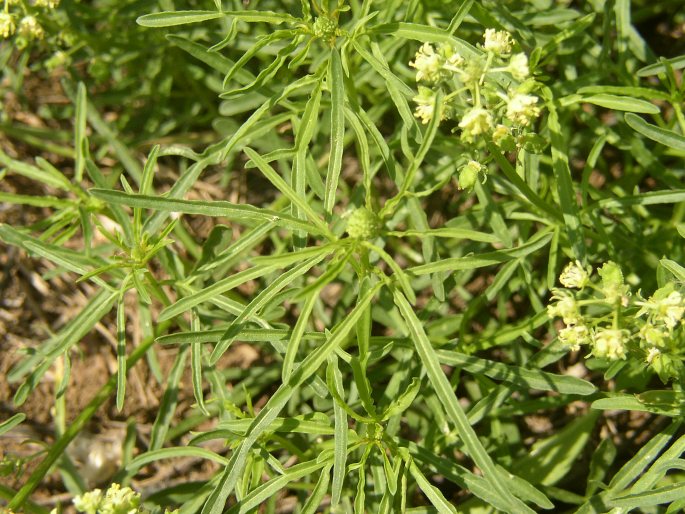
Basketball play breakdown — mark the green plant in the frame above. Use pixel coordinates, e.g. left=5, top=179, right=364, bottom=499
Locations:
left=2, top=1, right=685, bottom=513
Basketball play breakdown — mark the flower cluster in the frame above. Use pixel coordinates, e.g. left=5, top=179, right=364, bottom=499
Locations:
left=409, top=29, right=543, bottom=191
left=548, top=261, right=685, bottom=381
left=70, top=483, right=178, bottom=514
left=73, top=484, right=141, bottom=514
left=0, top=0, right=62, bottom=54
left=35, top=0, right=60, bottom=7
left=346, top=207, right=382, bottom=240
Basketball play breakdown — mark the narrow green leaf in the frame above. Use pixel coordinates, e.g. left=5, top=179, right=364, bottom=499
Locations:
left=577, top=85, right=670, bottom=101
left=625, top=112, right=685, bottom=151
left=609, top=483, right=685, bottom=509
left=139, top=145, right=159, bottom=197
left=90, top=189, right=324, bottom=235
left=116, top=298, right=127, bottom=411
left=409, top=230, right=553, bottom=275
left=301, top=465, right=331, bottom=514
left=661, top=258, right=685, bottom=282
left=222, top=36, right=301, bottom=98
left=0, top=192, right=73, bottom=208
left=637, top=54, right=685, bottom=77
left=593, top=395, right=685, bottom=417
left=539, top=13, right=596, bottom=60
left=437, top=351, right=596, bottom=395
left=344, top=107, right=372, bottom=204
left=167, top=35, right=234, bottom=75
left=351, top=40, right=418, bottom=135
left=224, top=30, right=292, bottom=86
left=381, top=378, right=421, bottom=420
left=128, top=447, right=229, bottom=470
left=282, top=293, right=317, bottom=382
left=586, top=438, right=617, bottom=497
left=0, top=149, right=72, bottom=191
left=324, top=48, right=345, bottom=215
left=0, top=413, right=26, bottom=436
left=139, top=7, right=296, bottom=28
left=293, top=75, right=324, bottom=242
left=381, top=90, right=444, bottom=218
left=408, top=459, right=458, bottom=514
left=591, top=189, right=685, bottom=209
left=368, top=22, right=479, bottom=58
left=210, top=413, right=334, bottom=437
left=386, top=227, right=499, bottom=243
left=496, top=466, right=554, bottom=510
left=12, top=289, right=117, bottom=406
left=448, top=0, right=475, bottom=33
left=331, top=357, right=348, bottom=507
left=251, top=244, right=335, bottom=267
left=581, top=94, right=660, bottom=114
left=187, top=311, right=209, bottom=417
left=326, top=360, right=375, bottom=423
left=67, top=81, right=144, bottom=184
left=137, top=10, right=224, bottom=27
left=74, top=82, right=87, bottom=183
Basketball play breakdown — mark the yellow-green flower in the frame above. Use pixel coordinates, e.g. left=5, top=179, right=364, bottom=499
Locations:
left=592, top=328, right=628, bottom=360
left=19, top=16, right=45, bottom=40
left=459, top=107, right=493, bottom=140
left=483, top=28, right=513, bottom=55
left=559, top=260, right=589, bottom=289
left=35, top=0, right=61, bottom=8
left=507, top=53, right=529, bottom=81
left=0, top=13, right=16, bottom=39
left=505, top=93, right=540, bottom=127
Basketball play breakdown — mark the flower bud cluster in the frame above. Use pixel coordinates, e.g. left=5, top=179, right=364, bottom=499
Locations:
left=70, top=483, right=178, bottom=514
left=548, top=260, right=685, bottom=382
left=409, top=29, right=543, bottom=191
left=345, top=207, right=382, bottom=240
left=0, top=0, right=57, bottom=47
left=409, top=30, right=541, bottom=132
left=73, top=483, right=141, bottom=514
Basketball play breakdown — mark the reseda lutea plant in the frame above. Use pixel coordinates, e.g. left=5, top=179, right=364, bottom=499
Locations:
left=4, top=0, right=685, bottom=512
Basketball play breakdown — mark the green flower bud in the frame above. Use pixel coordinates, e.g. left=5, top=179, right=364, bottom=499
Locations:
left=598, top=261, right=627, bottom=304
left=312, top=16, right=337, bottom=40
left=346, top=208, right=382, bottom=240
left=458, top=160, right=482, bottom=191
